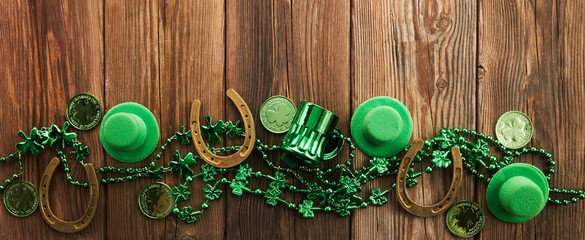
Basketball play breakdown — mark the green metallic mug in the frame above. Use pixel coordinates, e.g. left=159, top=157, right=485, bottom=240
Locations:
left=280, top=101, right=344, bottom=168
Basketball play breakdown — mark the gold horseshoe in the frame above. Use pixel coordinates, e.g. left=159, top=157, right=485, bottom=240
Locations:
left=40, top=157, right=99, bottom=233
left=396, top=139, right=463, bottom=217
left=190, top=88, right=256, bottom=168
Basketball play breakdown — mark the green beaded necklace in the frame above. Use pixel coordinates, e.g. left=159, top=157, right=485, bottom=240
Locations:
left=2, top=117, right=582, bottom=224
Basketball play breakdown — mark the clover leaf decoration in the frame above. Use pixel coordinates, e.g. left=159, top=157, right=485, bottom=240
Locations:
left=500, top=118, right=527, bottom=142
left=200, top=115, right=226, bottom=145
left=148, top=167, right=165, bottom=181
left=369, top=188, right=389, bottom=206
left=48, top=122, right=77, bottom=150
left=171, top=184, right=191, bottom=202
left=203, top=184, right=222, bottom=201
left=225, top=120, right=244, bottom=138
left=235, top=163, right=252, bottom=181
left=230, top=179, right=248, bottom=196
left=175, top=126, right=192, bottom=145
left=436, top=128, right=457, bottom=150
left=268, top=171, right=287, bottom=189
left=16, top=127, right=48, bottom=155
left=264, top=187, right=282, bottom=206
left=305, top=183, right=324, bottom=200
left=431, top=150, right=451, bottom=168
left=69, top=143, right=89, bottom=162
left=334, top=198, right=351, bottom=217
left=200, top=163, right=217, bottom=183
left=298, top=200, right=315, bottom=218
left=467, top=139, right=489, bottom=167
left=178, top=206, right=199, bottom=224
left=405, top=168, right=419, bottom=188
left=168, top=151, right=196, bottom=180
left=337, top=175, right=361, bottom=195
left=370, top=157, right=389, bottom=175
left=265, top=105, right=293, bottom=127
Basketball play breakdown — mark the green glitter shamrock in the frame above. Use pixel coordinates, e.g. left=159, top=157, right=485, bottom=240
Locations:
left=431, top=150, right=451, bottom=168
left=203, top=184, right=222, bottom=201
left=264, top=187, right=282, bottom=206
left=200, top=163, right=217, bottom=183
left=406, top=168, right=420, bottom=188
left=369, top=188, right=388, bottom=206
left=230, top=179, right=248, bottom=196
left=69, top=143, right=89, bottom=162
left=298, top=200, right=315, bottom=218
left=175, top=126, right=192, bottom=145
left=48, top=122, right=77, bottom=150
left=269, top=171, right=287, bottom=189
left=334, top=198, right=351, bottom=217
left=16, top=127, right=48, bottom=155
left=225, top=120, right=244, bottom=138
left=178, top=206, right=199, bottom=224
left=370, top=157, right=389, bottom=174
left=200, top=115, right=226, bottom=145
left=148, top=167, right=165, bottom=181
left=171, top=184, right=191, bottom=202
left=168, top=151, right=196, bottom=180
left=265, top=105, right=293, bottom=127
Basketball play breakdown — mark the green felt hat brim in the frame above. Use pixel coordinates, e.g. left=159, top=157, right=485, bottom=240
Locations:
left=350, top=96, right=413, bottom=157
left=100, top=102, right=159, bottom=163
left=486, top=163, right=549, bottom=223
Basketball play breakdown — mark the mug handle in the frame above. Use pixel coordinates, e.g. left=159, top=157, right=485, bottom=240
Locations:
left=323, top=128, right=345, bottom=160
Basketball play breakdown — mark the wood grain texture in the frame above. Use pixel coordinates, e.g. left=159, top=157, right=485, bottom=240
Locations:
left=1, top=0, right=585, bottom=239
left=0, top=0, right=105, bottom=239
left=104, top=0, right=163, bottom=239
left=161, top=0, right=226, bottom=239
left=226, top=0, right=295, bottom=239
left=289, top=0, right=351, bottom=239
left=352, top=0, right=477, bottom=239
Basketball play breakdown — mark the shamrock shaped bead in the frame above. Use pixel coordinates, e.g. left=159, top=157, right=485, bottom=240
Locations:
left=168, top=150, right=196, bottom=180
left=48, top=122, right=77, bottom=150
left=174, top=126, right=192, bottom=145
left=16, top=127, right=48, bottom=155
left=200, top=115, right=226, bottom=145
left=171, top=184, right=191, bottom=202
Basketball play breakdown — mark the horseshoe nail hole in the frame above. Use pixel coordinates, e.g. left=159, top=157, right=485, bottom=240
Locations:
left=245, top=146, right=249, bottom=150
left=248, top=136, right=251, bottom=139
left=47, top=215, right=51, bottom=218
left=400, top=177, right=403, bottom=181
left=211, top=157, right=214, bottom=161
left=248, top=125, right=251, bottom=128
left=245, top=114, right=248, bottom=118
left=198, top=141, right=201, bottom=144
left=451, top=188, right=455, bottom=192
left=43, top=184, right=46, bottom=188
left=203, top=150, right=206, bottom=154
left=44, top=205, right=47, bottom=209
left=439, top=205, right=443, bottom=209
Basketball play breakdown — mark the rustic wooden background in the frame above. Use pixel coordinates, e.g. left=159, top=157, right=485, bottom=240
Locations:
left=0, top=0, right=583, bottom=239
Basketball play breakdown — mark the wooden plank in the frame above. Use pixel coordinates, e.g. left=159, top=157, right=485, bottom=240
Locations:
left=225, top=0, right=295, bottom=239
left=160, top=0, right=226, bottom=239
left=0, top=0, right=105, bottom=238
left=288, top=0, right=351, bottom=239
left=352, top=0, right=477, bottom=239
left=477, top=0, right=560, bottom=239
left=104, top=0, right=163, bottom=239
left=536, top=1, right=585, bottom=239
left=0, top=0, right=45, bottom=238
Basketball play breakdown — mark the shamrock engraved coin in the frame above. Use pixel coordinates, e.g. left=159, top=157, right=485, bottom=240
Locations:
left=260, top=96, right=296, bottom=134
left=495, top=111, right=533, bottom=149
left=3, top=181, right=39, bottom=217
left=446, top=201, right=484, bottom=238
left=138, top=182, right=174, bottom=219
left=66, top=93, right=103, bottom=130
